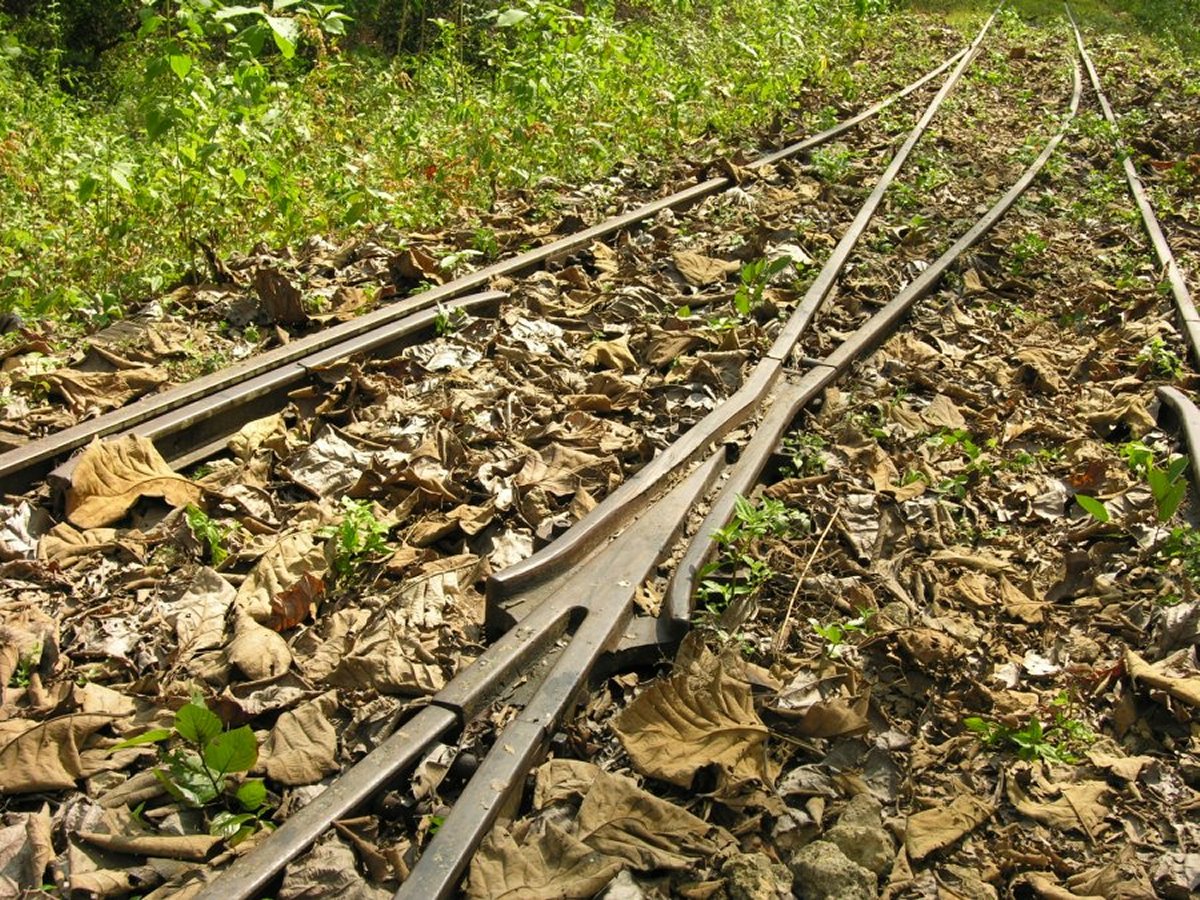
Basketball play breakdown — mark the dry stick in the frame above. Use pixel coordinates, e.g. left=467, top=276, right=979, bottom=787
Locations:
left=773, top=508, right=839, bottom=657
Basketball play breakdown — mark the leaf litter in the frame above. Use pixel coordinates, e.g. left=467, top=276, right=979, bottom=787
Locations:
left=2, top=12, right=1199, bottom=900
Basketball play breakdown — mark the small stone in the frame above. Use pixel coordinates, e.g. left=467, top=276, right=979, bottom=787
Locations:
left=1068, top=633, right=1102, bottom=663
left=789, top=840, right=877, bottom=900
left=824, top=823, right=896, bottom=877
left=721, top=851, right=793, bottom=900
left=837, top=793, right=884, bottom=829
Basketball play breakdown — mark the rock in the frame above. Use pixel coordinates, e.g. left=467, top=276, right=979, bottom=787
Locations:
left=722, top=851, right=793, bottom=900
left=789, top=841, right=877, bottom=900
left=823, top=823, right=895, bottom=877
left=837, top=793, right=884, bottom=829
left=600, top=870, right=646, bottom=900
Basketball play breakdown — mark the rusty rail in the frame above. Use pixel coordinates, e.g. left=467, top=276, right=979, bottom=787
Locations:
left=196, top=11, right=1010, bottom=899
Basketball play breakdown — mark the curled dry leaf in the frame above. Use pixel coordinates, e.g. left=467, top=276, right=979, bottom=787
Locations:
left=1124, top=648, right=1200, bottom=708
left=226, top=608, right=292, bottom=681
left=904, top=794, right=994, bottom=861
left=77, top=830, right=222, bottom=863
left=235, top=532, right=329, bottom=623
left=66, top=435, right=203, bottom=529
left=267, top=572, right=325, bottom=632
left=0, top=806, right=52, bottom=894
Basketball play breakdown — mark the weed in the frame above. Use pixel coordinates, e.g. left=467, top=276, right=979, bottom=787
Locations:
left=697, top=494, right=807, bottom=614
left=1008, top=231, right=1048, bottom=273
left=780, top=431, right=827, bottom=477
left=1121, top=441, right=1189, bottom=523
left=733, top=256, right=790, bottom=317
left=109, top=697, right=272, bottom=844
left=1075, top=494, right=1110, bottom=523
left=810, top=609, right=873, bottom=658
left=7, top=644, right=40, bottom=688
left=810, top=145, right=855, bottom=183
left=185, top=504, right=237, bottom=566
left=964, top=703, right=1095, bottom=765
left=321, top=497, right=391, bottom=580
left=434, top=303, right=468, bottom=336
left=1136, top=337, right=1182, bottom=379
left=1161, top=525, right=1200, bottom=583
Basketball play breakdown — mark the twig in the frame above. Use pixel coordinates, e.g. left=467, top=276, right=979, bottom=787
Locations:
left=773, top=509, right=839, bottom=658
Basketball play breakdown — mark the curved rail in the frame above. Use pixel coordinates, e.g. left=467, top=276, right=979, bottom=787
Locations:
left=664, top=52, right=1083, bottom=626
left=0, top=45, right=967, bottom=496
left=197, top=12, right=1018, bottom=900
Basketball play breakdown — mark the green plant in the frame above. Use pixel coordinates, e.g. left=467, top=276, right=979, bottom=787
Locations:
left=733, top=256, right=790, bottom=317
left=1008, top=231, right=1048, bottom=273
left=7, top=644, right=40, bottom=688
left=964, top=703, right=1095, bottom=766
left=1136, top=337, right=1183, bottom=379
left=185, top=504, right=238, bottom=566
left=697, top=494, right=807, bottom=613
left=1161, top=525, right=1200, bottom=583
left=810, top=609, right=873, bottom=658
left=810, top=145, right=854, bottom=182
left=321, top=497, right=391, bottom=580
left=110, top=697, right=271, bottom=844
left=1122, top=441, right=1189, bottom=523
left=780, top=431, right=827, bottom=477
left=434, top=302, right=468, bottom=335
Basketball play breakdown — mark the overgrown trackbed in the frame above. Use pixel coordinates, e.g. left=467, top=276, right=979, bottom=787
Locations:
left=1, top=7, right=1199, bottom=900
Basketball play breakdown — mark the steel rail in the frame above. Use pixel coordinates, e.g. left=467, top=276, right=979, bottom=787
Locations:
left=489, top=13, right=998, bottom=616
left=0, top=47, right=967, bottom=496
left=664, top=54, right=1083, bottom=628
left=1066, top=5, right=1200, bottom=364
left=198, top=15, right=1003, bottom=900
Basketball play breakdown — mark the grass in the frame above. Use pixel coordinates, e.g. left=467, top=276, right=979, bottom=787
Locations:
left=0, top=0, right=911, bottom=330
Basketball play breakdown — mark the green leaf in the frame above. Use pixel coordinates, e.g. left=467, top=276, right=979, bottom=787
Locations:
left=210, top=811, right=257, bottom=839
left=169, top=53, right=193, bottom=80
left=203, top=726, right=258, bottom=775
left=1166, top=455, right=1190, bottom=483
left=158, top=752, right=219, bottom=806
left=235, top=778, right=268, bottom=811
left=1157, top=479, right=1187, bottom=522
left=495, top=8, right=531, bottom=27
left=214, top=5, right=266, bottom=20
left=265, top=15, right=300, bottom=58
left=175, top=702, right=223, bottom=747
left=107, top=728, right=172, bottom=753
left=76, top=174, right=99, bottom=204
left=1075, top=494, right=1109, bottom=523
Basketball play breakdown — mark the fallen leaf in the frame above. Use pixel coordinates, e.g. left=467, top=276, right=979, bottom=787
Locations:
left=279, top=832, right=392, bottom=899
left=226, top=609, right=292, bottom=681
left=672, top=250, right=739, bottom=287
left=0, top=806, right=52, bottom=894
left=67, top=435, right=203, bottom=529
left=904, top=794, right=994, bottom=860
left=236, top=532, right=329, bottom=623
left=581, top=336, right=638, bottom=373
left=1007, top=770, right=1110, bottom=835
left=1125, top=648, right=1200, bottom=707
left=613, top=652, right=772, bottom=792
left=259, top=691, right=340, bottom=786
left=0, top=714, right=116, bottom=793
left=77, top=830, right=221, bottom=862
left=267, top=572, right=325, bottom=632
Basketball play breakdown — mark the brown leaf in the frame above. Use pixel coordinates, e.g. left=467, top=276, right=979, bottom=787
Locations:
left=613, top=652, right=772, bottom=792
left=581, top=335, right=638, bottom=373
left=226, top=608, right=292, bottom=681
left=236, top=532, right=329, bottom=623
left=999, top=576, right=1045, bottom=624
left=1006, top=769, right=1110, bottom=835
left=904, top=794, right=994, bottom=860
left=259, top=691, right=340, bottom=786
left=1125, top=648, right=1200, bottom=707
left=67, top=435, right=203, bottom=529
left=467, top=821, right=622, bottom=900
left=921, top=394, right=966, bottom=430
left=0, top=714, right=116, bottom=793
left=673, top=250, right=739, bottom=287
left=0, top=807, right=52, bottom=894
left=254, top=266, right=308, bottom=325
left=268, top=572, right=325, bottom=632
left=78, top=830, right=222, bottom=862
left=47, top=367, right=169, bottom=415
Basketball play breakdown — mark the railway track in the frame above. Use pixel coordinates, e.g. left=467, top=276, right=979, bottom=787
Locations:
left=4, top=5, right=1199, bottom=898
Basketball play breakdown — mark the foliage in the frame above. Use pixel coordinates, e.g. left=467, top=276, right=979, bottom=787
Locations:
left=0, top=0, right=894, bottom=325
left=965, top=696, right=1096, bottom=765
left=109, top=697, right=271, bottom=844
left=1136, top=337, right=1182, bottom=379
left=320, top=497, right=391, bottom=580
left=1121, top=441, right=1189, bottom=523
left=733, top=256, right=790, bottom=317
left=1074, top=494, right=1109, bottom=523
left=810, top=609, right=873, bottom=658
left=780, top=430, right=827, bottom=477
left=185, top=503, right=237, bottom=566
left=698, top=494, right=807, bottom=613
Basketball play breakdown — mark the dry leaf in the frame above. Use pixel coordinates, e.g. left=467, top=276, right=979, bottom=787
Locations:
left=581, top=336, right=638, bottom=373
left=78, top=830, right=222, bottom=862
left=1006, top=770, right=1110, bottom=835
left=235, top=532, right=328, bottom=623
left=672, top=250, right=739, bottom=287
left=67, top=435, right=203, bottom=529
left=613, top=653, right=772, bottom=791
left=260, top=691, right=340, bottom=786
left=226, top=609, right=292, bottom=681
left=268, top=572, right=325, bottom=632
left=904, top=794, right=994, bottom=860
left=1125, top=648, right=1200, bottom=707
left=0, top=714, right=116, bottom=793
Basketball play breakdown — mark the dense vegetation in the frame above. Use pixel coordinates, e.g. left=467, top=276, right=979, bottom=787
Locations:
left=0, top=0, right=1193, bottom=327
